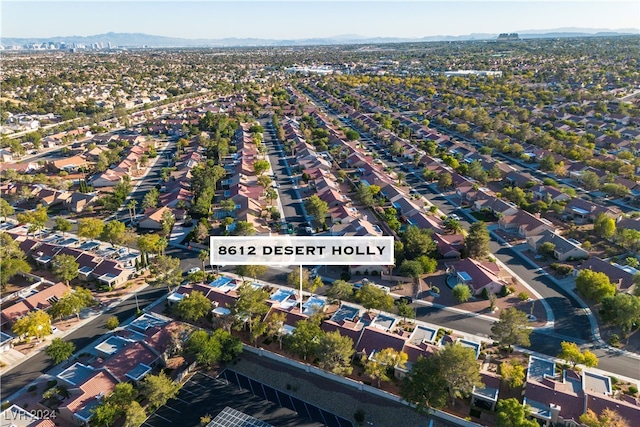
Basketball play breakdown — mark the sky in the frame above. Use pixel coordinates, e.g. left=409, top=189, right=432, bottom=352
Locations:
left=2, top=1, right=639, bottom=40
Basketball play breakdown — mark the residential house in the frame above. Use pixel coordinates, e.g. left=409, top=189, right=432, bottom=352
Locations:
left=90, top=259, right=130, bottom=288
left=527, top=230, right=588, bottom=262
left=564, top=199, right=621, bottom=223
left=58, top=370, right=118, bottom=426
left=445, top=258, right=506, bottom=296
left=499, top=210, right=556, bottom=238
left=138, top=206, right=174, bottom=230
left=64, top=193, right=99, bottom=213
left=434, top=233, right=465, bottom=258
left=575, top=257, right=636, bottom=292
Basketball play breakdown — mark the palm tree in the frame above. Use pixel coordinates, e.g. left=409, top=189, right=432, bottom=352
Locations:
left=127, top=199, right=138, bottom=224
left=198, top=249, right=209, bottom=275
left=157, top=237, right=168, bottom=256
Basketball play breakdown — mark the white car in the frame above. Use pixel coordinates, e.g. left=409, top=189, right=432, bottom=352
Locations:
left=187, top=267, right=201, bottom=275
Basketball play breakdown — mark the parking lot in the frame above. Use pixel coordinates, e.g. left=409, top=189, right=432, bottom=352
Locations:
left=144, top=371, right=343, bottom=427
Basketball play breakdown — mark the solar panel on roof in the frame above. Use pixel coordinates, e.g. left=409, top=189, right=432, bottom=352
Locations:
left=207, top=406, right=274, bottom=427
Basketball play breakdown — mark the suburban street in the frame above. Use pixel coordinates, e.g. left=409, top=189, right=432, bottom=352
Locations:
left=0, top=286, right=168, bottom=402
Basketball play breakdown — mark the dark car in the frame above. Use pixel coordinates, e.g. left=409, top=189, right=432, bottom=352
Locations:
left=395, top=296, right=414, bottom=305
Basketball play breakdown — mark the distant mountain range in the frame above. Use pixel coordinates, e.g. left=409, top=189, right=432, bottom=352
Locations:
left=3, top=28, right=639, bottom=48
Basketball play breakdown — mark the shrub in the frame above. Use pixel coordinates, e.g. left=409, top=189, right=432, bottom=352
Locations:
left=550, top=263, right=560, bottom=270
left=354, top=409, right=366, bottom=424
left=610, top=334, right=621, bottom=347
left=627, top=386, right=638, bottom=396
left=611, top=376, right=619, bottom=385
left=27, top=385, right=37, bottom=393
left=500, top=285, right=510, bottom=297
left=481, top=287, right=490, bottom=300
left=517, top=291, right=529, bottom=301
left=105, top=316, right=120, bottom=330
left=555, top=264, right=573, bottom=276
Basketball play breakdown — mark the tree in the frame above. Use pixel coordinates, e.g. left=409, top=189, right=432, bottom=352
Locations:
left=491, top=307, right=531, bottom=349
left=231, top=282, right=270, bottom=335
left=198, top=249, right=209, bottom=273
left=436, top=343, right=482, bottom=404
left=102, top=220, right=126, bottom=247
left=175, top=290, right=212, bottom=322
left=124, top=401, right=146, bottom=427
left=317, top=331, right=355, bottom=375
left=285, top=315, right=323, bottom=361
left=106, top=316, right=120, bottom=330
left=539, top=154, right=556, bottom=172
left=580, top=408, right=630, bottom=427
left=233, top=221, right=256, bottom=236
left=495, top=398, right=538, bottom=427
left=213, top=328, right=243, bottom=362
left=0, top=198, right=14, bottom=221
left=149, top=255, right=182, bottom=291
left=138, top=233, right=160, bottom=264
left=466, top=221, right=490, bottom=260
left=50, top=287, right=94, bottom=320
left=142, top=187, right=160, bottom=209
left=600, top=293, right=640, bottom=334
left=452, top=283, right=472, bottom=303
left=265, top=188, right=278, bottom=206
left=444, top=218, right=463, bottom=234
left=355, top=283, right=394, bottom=312
left=499, top=360, right=525, bottom=388
left=185, top=330, right=221, bottom=367
left=355, top=183, right=374, bottom=207
left=400, top=355, right=449, bottom=411
left=558, top=341, right=599, bottom=368
left=0, top=232, right=31, bottom=290
left=266, top=311, right=287, bottom=349
left=78, top=218, right=104, bottom=240
left=140, top=371, right=181, bottom=409
left=54, top=217, right=72, bottom=237
left=402, top=226, right=435, bottom=258
left=537, top=241, right=556, bottom=257
left=581, top=171, right=601, bottom=191
left=52, top=254, right=80, bottom=287
left=326, top=280, right=353, bottom=303
left=437, top=172, right=453, bottom=190
left=575, top=269, right=615, bottom=303
left=305, top=195, right=329, bottom=227
left=257, top=174, right=272, bottom=189
left=287, top=266, right=310, bottom=290
left=108, top=382, right=137, bottom=410
left=399, top=260, right=423, bottom=282
left=397, top=300, right=416, bottom=322
left=92, top=402, right=119, bottom=427
left=363, top=348, right=408, bottom=387
left=235, top=265, right=268, bottom=279
left=45, top=338, right=75, bottom=364
left=310, top=276, right=323, bottom=293
left=161, top=209, right=175, bottom=237
left=594, top=213, right=616, bottom=239
left=12, top=310, right=51, bottom=341
left=345, top=129, right=359, bottom=141
left=252, top=159, right=270, bottom=176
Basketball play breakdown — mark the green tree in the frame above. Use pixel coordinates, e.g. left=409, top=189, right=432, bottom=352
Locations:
left=581, top=170, right=601, bottom=191
left=52, top=253, right=80, bottom=287
left=491, top=307, right=531, bottom=349
left=105, top=316, right=120, bottom=330
left=496, top=398, right=539, bottom=427
left=149, top=255, right=182, bottom=290
left=102, top=220, right=126, bottom=247
left=579, top=408, right=630, bottom=427
left=326, top=280, right=353, bottom=303
left=142, top=187, right=160, bottom=209
left=235, top=265, right=268, bottom=279
left=45, top=338, right=75, bottom=364
left=50, top=287, right=94, bottom=320
left=539, top=154, right=556, bottom=172
left=54, top=217, right=72, bottom=237
left=140, top=371, right=181, bottom=410
left=594, top=213, right=616, bottom=239
left=78, top=217, right=104, bottom=240
left=400, top=355, right=449, bottom=411
left=437, top=172, right=453, bottom=190
left=399, top=260, right=423, bottom=282
left=231, top=282, right=270, bottom=335
left=355, top=183, right=375, bottom=207
left=466, top=221, right=490, bottom=260
left=397, top=300, right=416, bottom=322
left=252, top=159, right=270, bottom=176
left=575, top=269, right=615, bottom=303
left=198, top=249, right=210, bottom=273
left=108, top=382, right=137, bottom=410
left=355, top=283, right=394, bottom=312
left=161, top=209, right=175, bottom=237
left=499, top=360, right=526, bottom=388
left=175, top=290, right=212, bottom=322
left=305, top=195, right=329, bottom=227
left=12, top=310, right=51, bottom=341
left=233, top=220, right=256, bottom=236
left=0, top=198, right=14, bottom=221
left=558, top=341, right=599, bottom=368
left=452, top=283, right=472, bottom=303
left=185, top=330, right=221, bottom=367
left=92, top=402, right=119, bottom=427
left=124, top=401, right=146, bottom=427
left=436, top=343, right=482, bottom=404
left=285, top=315, right=323, bottom=361
left=266, top=311, right=287, bottom=350
left=0, top=232, right=31, bottom=290
left=402, top=226, right=435, bottom=258
left=287, top=266, right=310, bottom=290
left=17, top=206, right=48, bottom=235
left=599, top=293, right=640, bottom=334
left=317, top=331, right=355, bottom=375
left=363, top=348, right=408, bottom=387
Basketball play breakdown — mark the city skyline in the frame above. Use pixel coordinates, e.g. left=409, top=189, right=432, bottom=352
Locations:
left=3, top=1, right=639, bottom=40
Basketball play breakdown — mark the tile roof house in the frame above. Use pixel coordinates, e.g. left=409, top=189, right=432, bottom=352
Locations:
left=527, top=230, right=589, bottom=262
left=575, top=257, right=636, bottom=292
left=445, top=258, right=506, bottom=296
left=92, top=341, right=158, bottom=382
left=58, top=370, right=118, bottom=425
left=564, top=199, right=621, bottom=223
left=90, top=259, right=130, bottom=287
left=434, top=233, right=465, bottom=258
left=138, top=206, right=174, bottom=230
left=355, top=326, right=407, bottom=357
left=499, top=210, right=556, bottom=238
